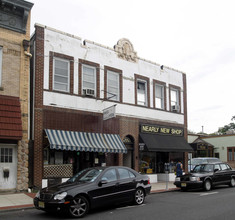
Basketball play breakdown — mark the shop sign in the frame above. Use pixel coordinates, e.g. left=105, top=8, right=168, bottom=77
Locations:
left=123, top=136, right=132, bottom=144
left=197, top=145, right=208, bottom=150
left=140, top=124, right=184, bottom=136
left=139, top=143, right=145, bottom=151
left=103, top=105, right=116, bottom=121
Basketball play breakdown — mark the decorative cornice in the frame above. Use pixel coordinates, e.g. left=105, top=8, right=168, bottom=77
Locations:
left=114, top=38, right=137, bottom=62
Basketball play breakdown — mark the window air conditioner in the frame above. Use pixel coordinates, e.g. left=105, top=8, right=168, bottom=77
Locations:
left=83, top=89, right=95, bottom=96
left=171, top=105, right=180, bottom=112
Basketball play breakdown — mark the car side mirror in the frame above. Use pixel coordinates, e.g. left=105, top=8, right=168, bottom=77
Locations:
left=214, top=169, right=219, bottom=173
left=99, top=178, right=108, bottom=186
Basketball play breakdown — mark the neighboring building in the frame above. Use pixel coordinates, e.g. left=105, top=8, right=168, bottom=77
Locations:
left=30, top=24, right=192, bottom=188
left=202, top=134, right=235, bottom=168
left=188, top=133, right=235, bottom=168
left=188, top=134, right=214, bottom=158
left=0, top=0, right=33, bottom=191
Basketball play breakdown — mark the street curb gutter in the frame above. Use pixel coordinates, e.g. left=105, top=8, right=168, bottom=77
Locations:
left=0, top=205, right=34, bottom=213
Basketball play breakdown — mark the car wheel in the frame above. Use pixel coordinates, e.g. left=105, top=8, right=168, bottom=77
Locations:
left=134, top=188, right=145, bottom=205
left=229, top=177, right=235, bottom=187
left=68, top=195, right=89, bottom=218
left=204, top=180, right=212, bottom=191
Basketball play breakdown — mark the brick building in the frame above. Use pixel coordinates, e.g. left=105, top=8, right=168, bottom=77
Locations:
left=30, top=24, right=192, bottom=188
left=0, top=0, right=33, bottom=191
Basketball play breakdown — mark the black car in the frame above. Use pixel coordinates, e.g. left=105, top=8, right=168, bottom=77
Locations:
left=34, top=166, right=151, bottom=218
left=174, top=162, right=235, bottom=191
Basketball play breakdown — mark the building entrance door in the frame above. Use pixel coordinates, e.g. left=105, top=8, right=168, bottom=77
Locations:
left=0, top=145, right=17, bottom=191
left=123, top=136, right=134, bottom=169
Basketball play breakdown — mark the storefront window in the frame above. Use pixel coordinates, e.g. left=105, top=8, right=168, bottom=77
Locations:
left=139, top=152, right=156, bottom=174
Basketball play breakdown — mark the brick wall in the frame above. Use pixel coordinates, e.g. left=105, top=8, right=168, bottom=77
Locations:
left=33, top=25, right=45, bottom=187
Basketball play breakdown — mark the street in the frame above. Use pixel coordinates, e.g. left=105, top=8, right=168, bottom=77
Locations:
left=1, top=186, right=235, bottom=220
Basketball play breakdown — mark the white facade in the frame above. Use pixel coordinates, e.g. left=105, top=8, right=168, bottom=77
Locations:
left=40, top=24, right=186, bottom=126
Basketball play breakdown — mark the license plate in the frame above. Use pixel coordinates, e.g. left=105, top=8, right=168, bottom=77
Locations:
left=181, top=183, right=187, bottom=187
left=38, top=201, right=45, bottom=208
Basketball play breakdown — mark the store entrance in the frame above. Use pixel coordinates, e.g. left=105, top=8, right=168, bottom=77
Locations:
left=156, top=152, right=169, bottom=173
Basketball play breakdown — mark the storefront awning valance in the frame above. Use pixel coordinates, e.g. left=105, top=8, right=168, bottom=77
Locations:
left=45, top=129, right=127, bottom=154
left=140, top=133, right=193, bottom=152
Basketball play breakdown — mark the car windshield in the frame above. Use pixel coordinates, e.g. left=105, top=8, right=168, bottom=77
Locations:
left=67, top=168, right=103, bottom=183
left=192, top=164, right=214, bottom=173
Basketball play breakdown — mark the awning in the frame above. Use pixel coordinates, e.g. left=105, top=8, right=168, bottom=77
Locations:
left=45, top=129, right=127, bottom=154
left=0, top=95, right=22, bottom=140
left=139, top=133, right=193, bottom=152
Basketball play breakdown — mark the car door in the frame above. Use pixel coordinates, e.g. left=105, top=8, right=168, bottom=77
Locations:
left=220, top=163, right=232, bottom=183
left=89, top=168, right=119, bottom=206
left=116, top=168, right=136, bottom=203
left=213, top=164, right=222, bottom=184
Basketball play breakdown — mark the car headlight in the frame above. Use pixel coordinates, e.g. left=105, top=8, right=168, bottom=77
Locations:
left=35, top=190, right=40, bottom=198
left=190, top=176, right=200, bottom=181
left=175, top=177, right=180, bottom=181
left=54, top=192, right=67, bottom=200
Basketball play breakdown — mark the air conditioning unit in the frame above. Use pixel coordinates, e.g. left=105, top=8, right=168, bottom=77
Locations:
left=171, top=105, right=180, bottom=112
left=83, top=88, right=95, bottom=96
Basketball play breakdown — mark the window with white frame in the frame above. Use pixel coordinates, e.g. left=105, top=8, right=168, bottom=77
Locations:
left=0, top=47, right=2, bottom=87
left=107, top=70, right=119, bottom=101
left=170, top=88, right=180, bottom=112
left=53, top=58, right=70, bottom=92
left=137, top=80, right=147, bottom=106
left=0, top=147, right=13, bottom=163
left=82, top=64, right=96, bottom=96
left=155, top=84, right=164, bottom=109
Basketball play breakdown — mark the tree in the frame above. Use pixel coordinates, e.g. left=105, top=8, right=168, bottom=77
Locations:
left=218, top=116, right=235, bottom=134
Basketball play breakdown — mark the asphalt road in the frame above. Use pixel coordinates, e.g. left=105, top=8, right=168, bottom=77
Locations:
left=1, top=185, right=235, bottom=220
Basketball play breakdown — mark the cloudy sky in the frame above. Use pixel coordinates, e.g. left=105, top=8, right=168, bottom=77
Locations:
left=29, top=0, right=235, bottom=134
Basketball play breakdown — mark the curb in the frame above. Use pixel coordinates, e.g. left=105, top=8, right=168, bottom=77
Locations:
left=0, top=205, right=34, bottom=213
left=150, top=188, right=179, bottom=194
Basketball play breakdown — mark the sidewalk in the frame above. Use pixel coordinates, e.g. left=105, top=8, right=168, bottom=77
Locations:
left=0, top=181, right=178, bottom=212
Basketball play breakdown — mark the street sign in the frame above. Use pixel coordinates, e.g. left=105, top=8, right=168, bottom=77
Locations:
left=103, top=105, right=116, bottom=121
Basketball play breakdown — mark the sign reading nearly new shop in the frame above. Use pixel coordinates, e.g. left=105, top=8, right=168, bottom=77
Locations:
left=140, top=124, right=184, bottom=136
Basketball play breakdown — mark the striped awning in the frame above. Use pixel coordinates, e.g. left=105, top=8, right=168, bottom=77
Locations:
left=45, top=129, right=127, bottom=154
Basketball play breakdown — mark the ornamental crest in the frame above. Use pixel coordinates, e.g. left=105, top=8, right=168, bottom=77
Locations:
left=114, top=38, right=137, bottom=62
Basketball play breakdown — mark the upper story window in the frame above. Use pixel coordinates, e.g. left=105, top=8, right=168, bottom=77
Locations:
left=0, top=47, right=2, bottom=87
left=53, top=58, right=70, bottom=92
left=137, top=80, right=147, bottom=106
left=155, top=83, right=165, bottom=109
left=107, top=70, right=120, bottom=101
left=170, top=86, right=181, bottom=112
left=82, top=64, right=97, bottom=96
left=49, top=52, right=74, bottom=94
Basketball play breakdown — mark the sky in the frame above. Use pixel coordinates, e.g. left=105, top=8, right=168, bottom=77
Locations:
left=29, top=0, right=235, bottom=134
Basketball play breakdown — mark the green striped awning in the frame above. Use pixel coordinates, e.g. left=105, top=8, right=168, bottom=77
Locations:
left=45, top=129, right=127, bottom=154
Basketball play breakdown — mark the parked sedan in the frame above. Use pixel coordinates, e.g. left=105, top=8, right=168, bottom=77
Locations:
left=174, top=162, right=235, bottom=191
left=34, top=166, right=151, bottom=218
left=188, top=157, right=221, bottom=171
